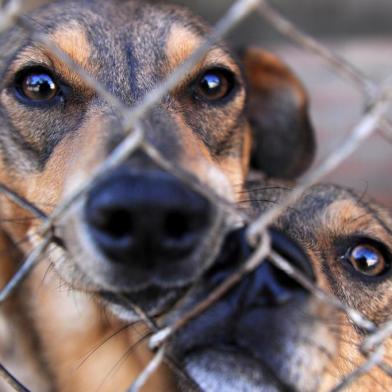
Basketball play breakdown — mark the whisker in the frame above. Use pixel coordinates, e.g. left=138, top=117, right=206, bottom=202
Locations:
left=95, top=331, right=153, bottom=392
left=302, top=308, right=389, bottom=392
left=353, top=182, right=369, bottom=206
left=236, top=199, right=302, bottom=215
left=235, top=185, right=293, bottom=194
left=75, top=323, right=141, bottom=371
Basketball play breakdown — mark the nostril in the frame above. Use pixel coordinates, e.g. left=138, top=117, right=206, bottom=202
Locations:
left=88, top=206, right=134, bottom=240
left=163, top=208, right=207, bottom=245
left=101, top=209, right=134, bottom=239
left=164, top=210, right=191, bottom=241
left=273, top=267, right=304, bottom=294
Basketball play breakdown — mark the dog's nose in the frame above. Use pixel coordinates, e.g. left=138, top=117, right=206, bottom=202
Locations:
left=85, top=170, right=211, bottom=266
left=207, top=227, right=315, bottom=307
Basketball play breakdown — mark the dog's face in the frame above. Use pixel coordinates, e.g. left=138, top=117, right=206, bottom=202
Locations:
left=0, top=0, right=315, bottom=318
left=166, top=182, right=392, bottom=391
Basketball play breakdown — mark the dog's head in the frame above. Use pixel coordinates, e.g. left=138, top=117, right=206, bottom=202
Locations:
left=167, top=181, right=392, bottom=391
left=0, top=0, right=314, bottom=317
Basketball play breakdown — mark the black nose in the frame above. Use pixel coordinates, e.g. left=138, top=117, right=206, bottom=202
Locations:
left=85, top=170, right=212, bottom=267
left=207, top=227, right=315, bottom=306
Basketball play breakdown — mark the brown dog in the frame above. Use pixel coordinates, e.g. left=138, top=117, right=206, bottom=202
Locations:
left=0, top=3, right=390, bottom=389
left=2, top=1, right=390, bottom=392
left=167, top=179, right=392, bottom=392
left=0, top=0, right=315, bottom=390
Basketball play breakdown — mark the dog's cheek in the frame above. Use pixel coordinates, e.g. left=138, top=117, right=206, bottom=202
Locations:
left=173, top=115, right=237, bottom=201
left=218, top=156, right=248, bottom=201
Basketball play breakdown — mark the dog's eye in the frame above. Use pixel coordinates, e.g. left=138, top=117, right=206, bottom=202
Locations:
left=15, top=68, right=59, bottom=102
left=345, top=243, right=389, bottom=277
left=194, top=69, right=235, bottom=102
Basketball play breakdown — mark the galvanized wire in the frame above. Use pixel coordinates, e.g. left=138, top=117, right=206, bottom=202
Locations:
left=0, top=0, right=391, bottom=391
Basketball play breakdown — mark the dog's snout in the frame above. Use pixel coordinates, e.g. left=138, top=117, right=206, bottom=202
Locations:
left=207, top=227, right=315, bottom=307
left=85, top=170, right=212, bottom=267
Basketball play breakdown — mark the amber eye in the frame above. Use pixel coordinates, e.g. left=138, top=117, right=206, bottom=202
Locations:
left=194, top=69, right=235, bottom=102
left=345, top=243, right=389, bottom=277
left=15, top=69, right=59, bottom=102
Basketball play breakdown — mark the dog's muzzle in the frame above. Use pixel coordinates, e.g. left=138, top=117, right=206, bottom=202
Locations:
left=168, top=228, right=317, bottom=392
left=59, top=162, right=229, bottom=318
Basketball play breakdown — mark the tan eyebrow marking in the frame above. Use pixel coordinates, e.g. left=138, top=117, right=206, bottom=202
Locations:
left=165, top=24, right=240, bottom=91
left=49, top=22, right=92, bottom=68
left=321, top=200, right=392, bottom=248
left=47, top=22, right=96, bottom=89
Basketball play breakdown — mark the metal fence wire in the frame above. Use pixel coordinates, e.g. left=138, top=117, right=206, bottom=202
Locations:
left=0, top=0, right=391, bottom=391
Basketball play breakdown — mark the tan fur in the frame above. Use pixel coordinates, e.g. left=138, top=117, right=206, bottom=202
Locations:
left=166, top=25, right=239, bottom=89
left=0, top=1, right=318, bottom=391
left=26, top=261, right=174, bottom=392
left=322, top=200, right=392, bottom=247
left=303, top=195, right=392, bottom=391
left=49, top=23, right=97, bottom=91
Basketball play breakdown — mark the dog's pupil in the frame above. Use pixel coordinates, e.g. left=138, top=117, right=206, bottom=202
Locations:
left=350, top=244, right=385, bottom=276
left=202, top=74, right=220, bottom=90
left=22, top=73, right=57, bottom=100
left=199, top=72, right=226, bottom=99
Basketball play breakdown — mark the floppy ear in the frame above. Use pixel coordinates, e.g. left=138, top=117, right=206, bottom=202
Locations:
left=241, top=47, right=316, bottom=179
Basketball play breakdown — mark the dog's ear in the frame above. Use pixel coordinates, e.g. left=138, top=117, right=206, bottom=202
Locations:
left=241, top=47, right=316, bottom=179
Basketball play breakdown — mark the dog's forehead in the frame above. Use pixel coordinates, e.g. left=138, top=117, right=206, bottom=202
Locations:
left=33, top=0, right=206, bottom=34
left=31, top=0, right=211, bottom=63
left=277, top=185, right=392, bottom=247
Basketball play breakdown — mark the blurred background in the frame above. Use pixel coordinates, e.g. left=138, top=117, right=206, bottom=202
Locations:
left=172, top=0, right=392, bottom=206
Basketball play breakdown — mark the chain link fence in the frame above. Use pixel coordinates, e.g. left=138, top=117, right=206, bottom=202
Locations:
left=0, top=0, right=391, bottom=391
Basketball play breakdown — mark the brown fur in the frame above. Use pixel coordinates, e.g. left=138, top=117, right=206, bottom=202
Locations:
left=162, top=180, right=392, bottom=392
left=244, top=180, right=392, bottom=391
left=0, top=1, right=317, bottom=391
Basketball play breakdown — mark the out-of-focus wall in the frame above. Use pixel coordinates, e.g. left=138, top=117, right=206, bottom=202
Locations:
left=173, top=0, right=392, bottom=43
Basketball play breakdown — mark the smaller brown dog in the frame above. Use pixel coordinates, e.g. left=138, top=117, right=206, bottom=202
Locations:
left=166, top=179, right=392, bottom=392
